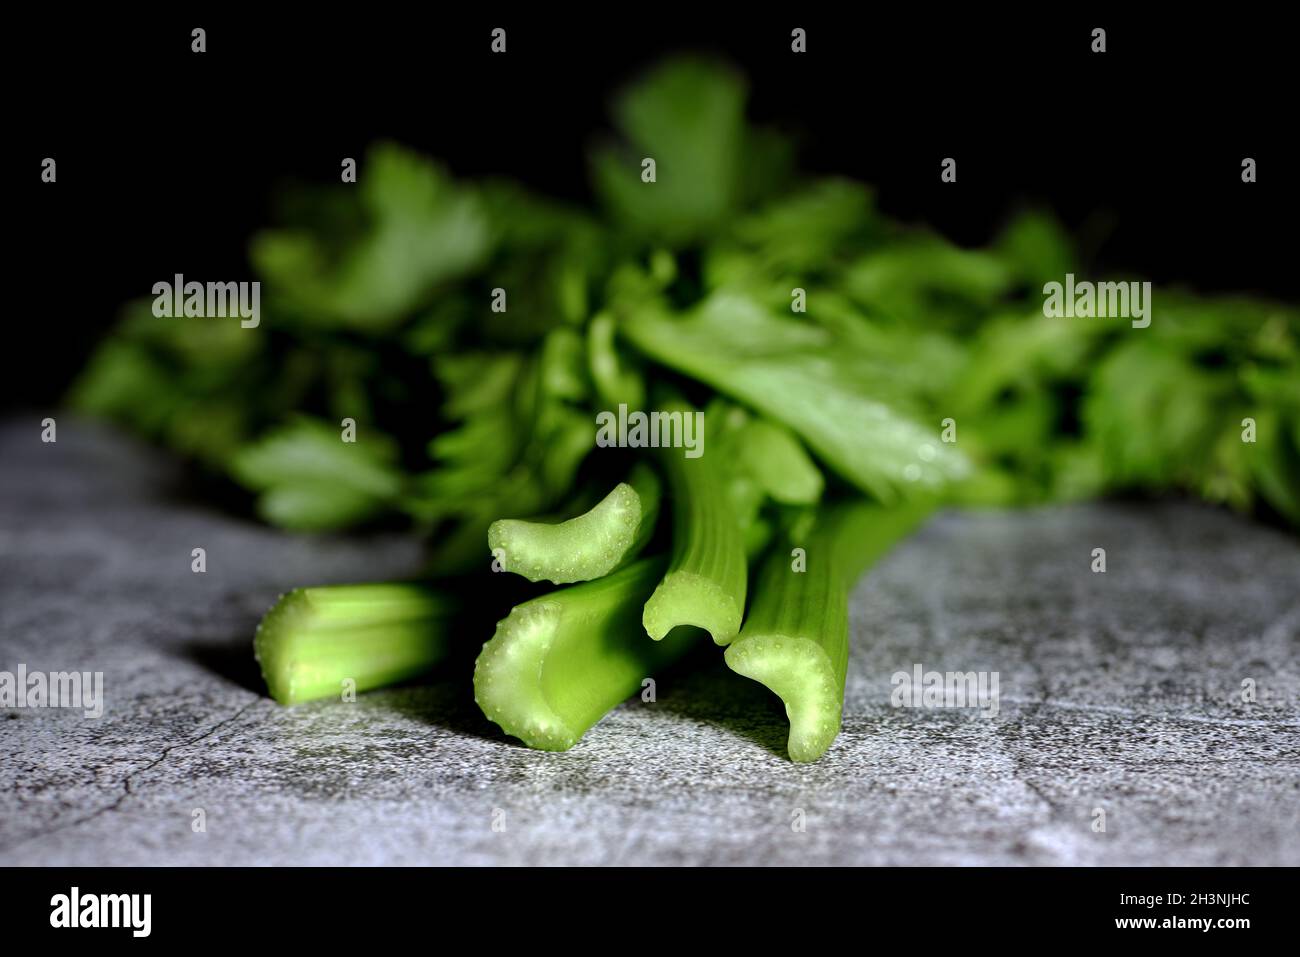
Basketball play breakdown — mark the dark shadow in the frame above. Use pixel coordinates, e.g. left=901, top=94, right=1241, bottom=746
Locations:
left=178, top=628, right=508, bottom=743
left=654, top=644, right=791, bottom=759
left=176, top=607, right=789, bottom=755
left=181, top=636, right=265, bottom=694
left=371, top=638, right=795, bottom=755
left=381, top=669, right=506, bottom=745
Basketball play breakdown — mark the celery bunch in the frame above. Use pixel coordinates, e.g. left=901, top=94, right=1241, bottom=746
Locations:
left=71, top=57, right=1299, bottom=761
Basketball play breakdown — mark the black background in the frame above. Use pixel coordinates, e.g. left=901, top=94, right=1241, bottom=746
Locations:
left=10, top=10, right=1295, bottom=409
left=0, top=864, right=1285, bottom=941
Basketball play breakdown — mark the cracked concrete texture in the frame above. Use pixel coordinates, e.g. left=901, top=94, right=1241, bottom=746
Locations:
left=1, top=419, right=1297, bottom=865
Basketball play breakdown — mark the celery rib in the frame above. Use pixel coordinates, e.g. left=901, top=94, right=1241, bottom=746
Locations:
left=724, top=502, right=930, bottom=761
left=487, top=464, right=660, bottom=584
left=474, top=556, right=694, bottom=751
left=733, top=418, right=823, bottom=505
left=587, top=311, right=646, bottom=410
left=641, top=403, right=748, bottom=644
left=254, top=583, right=453, bottom=705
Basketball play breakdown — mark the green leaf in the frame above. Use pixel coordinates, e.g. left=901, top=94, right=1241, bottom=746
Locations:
left=727, top=179, right=878, bottom=275
left=231, top=418, right=404, bottom=530
left=251, top=143, right=492, bottom=331
left=622, top=293, right=969, bottom=502
left=1083, top=340, right=1233, bottom=490
left=591, top=58, right=751, bottom=243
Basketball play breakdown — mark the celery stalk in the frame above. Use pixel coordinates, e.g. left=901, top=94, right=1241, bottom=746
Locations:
left=487, top=463, right=660, bottom=584
left=254, top=583, right=453, bottom=705
left=724, top=502, right=930, bottom=761
left=641, top=401, right=748, bottom=644
left=474, top=556, right=696, bottom=751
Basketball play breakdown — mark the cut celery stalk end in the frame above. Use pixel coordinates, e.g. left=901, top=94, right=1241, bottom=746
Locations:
left=642, top=571, right=742, bottom=646
left=474, top=600, right=576, bottom=750
left=725, top=501, right=931, bottom=761
left=474, top=556, right=694, bottom=751
left=642, top=399, right=747, bottom=644
left=487, top=464, right=660, bottom=584
left=724, top=636, right=840, bottom=762
left=254, top=583, right=453, bottom=705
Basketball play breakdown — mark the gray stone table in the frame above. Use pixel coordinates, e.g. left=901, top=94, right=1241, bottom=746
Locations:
left=1, top=419, right=1297, bottom=865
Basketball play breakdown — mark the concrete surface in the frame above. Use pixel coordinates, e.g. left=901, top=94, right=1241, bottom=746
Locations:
left=1, top=419, right=1297, bottom=865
